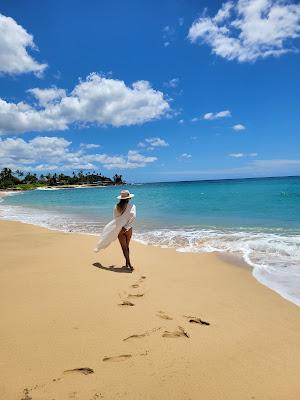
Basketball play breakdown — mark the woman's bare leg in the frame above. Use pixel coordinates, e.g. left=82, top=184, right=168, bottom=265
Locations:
left=118, top=230, right=131, bottom=268
left=124, top=228, right=133, bottom=270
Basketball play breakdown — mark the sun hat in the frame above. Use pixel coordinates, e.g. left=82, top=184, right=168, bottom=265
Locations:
left=117, top=189, right=134, bottom=200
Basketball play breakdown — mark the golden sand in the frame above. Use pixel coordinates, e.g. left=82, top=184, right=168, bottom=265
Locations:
left=0, top=220, right=299, bottom=399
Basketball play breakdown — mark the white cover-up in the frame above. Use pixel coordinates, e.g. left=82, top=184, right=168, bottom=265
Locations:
left=94, top=204, right=136, bottom=252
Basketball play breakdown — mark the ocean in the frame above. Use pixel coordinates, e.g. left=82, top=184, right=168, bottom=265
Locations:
left=1, top=176, right=299, bottom=306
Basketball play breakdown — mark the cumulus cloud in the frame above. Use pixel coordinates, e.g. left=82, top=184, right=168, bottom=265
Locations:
left=232, top=123, right=246, bottom=131
left=0, top=73, right=170, bottom=135
left=0, top=13, right=47, bottom=76
left=27, top=87, right=66, bottom=107
left=0, top=136, right=157, bottom=171
left=203, top=110, right=231, bottom=120
left=188, top=0, right=300, bottom=62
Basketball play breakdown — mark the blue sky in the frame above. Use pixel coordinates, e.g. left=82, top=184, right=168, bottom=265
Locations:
left=0, top=0, right=299, bottom=182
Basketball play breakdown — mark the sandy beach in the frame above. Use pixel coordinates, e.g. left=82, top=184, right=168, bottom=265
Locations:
left=0, top=220, right=299, bottom=400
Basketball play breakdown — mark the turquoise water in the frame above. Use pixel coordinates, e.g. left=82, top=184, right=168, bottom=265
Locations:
left=1, top=176, right=300, bottom=305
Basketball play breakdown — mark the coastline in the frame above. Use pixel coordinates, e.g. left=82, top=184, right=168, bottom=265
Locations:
left=1, top=188, right=299, bottom=306
left=1, top=220, right=299, bottom=399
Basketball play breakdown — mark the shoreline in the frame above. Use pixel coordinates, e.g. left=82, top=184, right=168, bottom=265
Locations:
left=0, top=195, right=299, bottom=306
left=1, top=219, right=299, bottom=399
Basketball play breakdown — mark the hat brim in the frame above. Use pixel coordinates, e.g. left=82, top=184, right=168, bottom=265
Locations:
left=117, top=194, right=134, bottom=200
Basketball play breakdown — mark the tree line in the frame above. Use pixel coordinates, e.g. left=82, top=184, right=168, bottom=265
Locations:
left=0, top=168, right=124, bottom=190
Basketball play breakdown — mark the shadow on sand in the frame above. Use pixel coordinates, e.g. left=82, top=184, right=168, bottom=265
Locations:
left=93, top=262, right=132, bottom=273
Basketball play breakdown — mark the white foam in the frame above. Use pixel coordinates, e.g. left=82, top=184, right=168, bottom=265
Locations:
left=134, top=229, right=300, bottom=306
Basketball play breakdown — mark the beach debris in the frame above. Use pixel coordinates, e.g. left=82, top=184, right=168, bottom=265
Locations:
left=119, top=300, right=135, bottom=306
left=103, top=354, right=132, bottom=362
left=184, top=315, right=210, bottom=325
left=63, top=367, right=94, bottom=375
left=131, top=284, right=139, bottom=288
left=162, top=326, right=190, bottom=338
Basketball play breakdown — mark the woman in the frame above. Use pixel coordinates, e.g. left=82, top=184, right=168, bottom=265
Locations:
left=94, top=190, right=136, bottom=271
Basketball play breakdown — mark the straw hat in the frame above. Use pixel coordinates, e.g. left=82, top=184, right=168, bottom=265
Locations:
left=117, top=189, right=134, bottom=200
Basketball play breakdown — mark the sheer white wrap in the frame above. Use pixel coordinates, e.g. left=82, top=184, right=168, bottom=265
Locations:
left=94, top=204, right=136, bottom=252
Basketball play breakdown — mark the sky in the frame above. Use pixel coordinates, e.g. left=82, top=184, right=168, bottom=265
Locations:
left=0, top=0, right=299, bottom=183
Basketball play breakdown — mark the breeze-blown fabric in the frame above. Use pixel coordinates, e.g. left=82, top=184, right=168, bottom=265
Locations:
left=94, top=204, right=136, bottom=252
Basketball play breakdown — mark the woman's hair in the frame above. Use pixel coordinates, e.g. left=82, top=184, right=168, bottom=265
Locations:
left=116, top=198, right=129, bottom=214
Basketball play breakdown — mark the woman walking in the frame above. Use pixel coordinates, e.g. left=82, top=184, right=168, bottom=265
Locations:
left=94, top=190, right=136, bottom=271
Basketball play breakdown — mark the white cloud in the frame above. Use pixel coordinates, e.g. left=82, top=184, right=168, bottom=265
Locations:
left=179, top=119, right=184, bottom=124
left=164, top=78, right=180, bottom=88
left=0, top=136, right=157, bottom=171
left=0, top=13, right=47, bottom=76
left=229, top=152, right=258, bottom=157
left=179, top=153, right=192, bottom=160
left=203, top=110, right=231, bottom=120
left=188, top=0, right=300, bottom=62
left=229, top=152, right=245, bottom=157
left=163, top=25, right=176, bottom=47
left=233, top=123, right=246, bottom=131
left=79, top=143, right=101, bottom=150
left=27, top=87, right=66, bottom=107
left=0, top=73, right=170, bottom=135
left=191, top=117, right=200, bottom=122
left=137, top=137, right=169, bottom=151
left=145, top=137, right=169, bottom=147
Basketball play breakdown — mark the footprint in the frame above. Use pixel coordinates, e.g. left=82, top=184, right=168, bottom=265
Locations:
left=123, top=326, right=162, bottom=341
left=90, top=394, right=104, bottom=399
left=123, top=332, right=148, bottom=341
left=130, top=276, right=146, bottom=289
left=127, top=293, right=144, bottom=298
left=118, top=300, right=135, bottom=306
left=131, top=284, right=139, bottom=289
left=157, top=310, right=173, bottom=320
left=21, top=388, right=32, bottom=400
left=64, top=367, right=94, bottom=375
left=184, top=315, right=210, bottom=326
left=103, top=354, right=132, bottom=362
left=162, top=326, right=190, bottom=338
